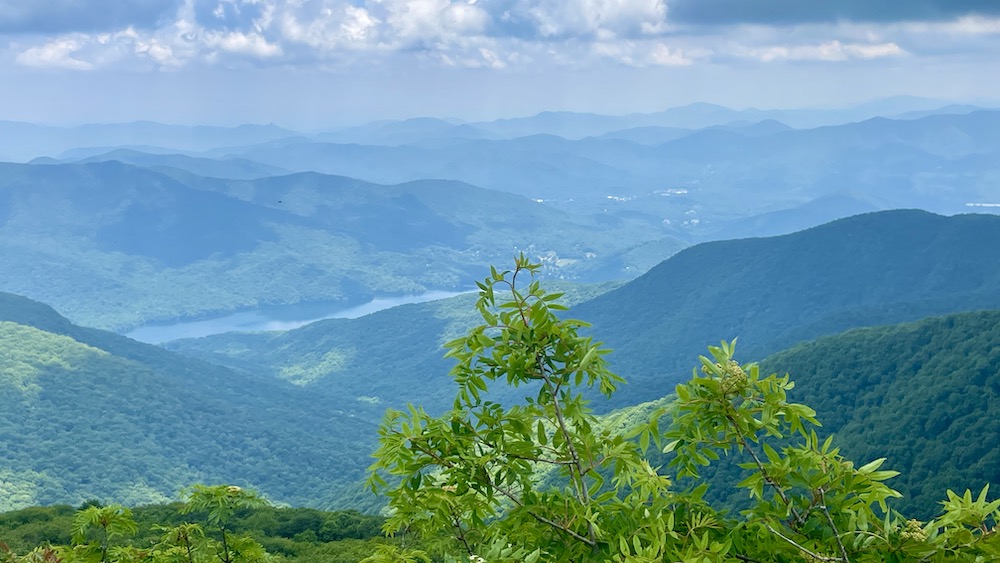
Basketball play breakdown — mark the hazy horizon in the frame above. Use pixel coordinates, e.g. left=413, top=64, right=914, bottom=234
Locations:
left=2, top=1, right=999, bottom=127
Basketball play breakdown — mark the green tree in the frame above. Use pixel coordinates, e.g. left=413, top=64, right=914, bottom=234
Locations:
left=150, top=523, right=207, bottom=563
left=68, top=504, right=138, bottom=563
left=367, top=257, right=1000, bottom=562
left=181, top=485, right=268, bottom=563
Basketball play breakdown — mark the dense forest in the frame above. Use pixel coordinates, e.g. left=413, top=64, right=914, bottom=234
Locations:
left=1, top=210, right=999, bottom=561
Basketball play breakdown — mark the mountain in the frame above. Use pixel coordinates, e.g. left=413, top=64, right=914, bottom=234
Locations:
left=0, top=292, right=385, bottom=512
left=757, top=310, right=1000, bottom=517
left=0, top=161, right=680, bottom=329
left=573, top=210, right=1000, bottom=406
left=692, top=191, right=880, bottom=241
left=65, top=149, right=291, bottom=179
left=316, top=117, right=494, bottom=145
left=6, top=210, right=1000, bottom=515
left=623, top=310, right=1000, bottom=519
left=0, top=121, right=299, bottom=163
left=168, top=210, right=1000, bottom=415
left=224, top=110, right=1000, bottom=227
left=165, top=280, right=623, bottom=412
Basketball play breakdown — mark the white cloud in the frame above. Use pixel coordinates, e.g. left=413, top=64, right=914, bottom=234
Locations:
left=15, top=37, right=93, bottom=70
left=744, top=40, right=905, bottom=62
left=650, top=43, right=693, bottom=65
left=379, top=0, right=490, bottom=44
left=514, top=0, right=667, bottom=38
left=206, top=30, right=283, bottom=56
left=9, top=1, right=993, bottom=74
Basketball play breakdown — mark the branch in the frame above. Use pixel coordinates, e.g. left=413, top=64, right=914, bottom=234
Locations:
left=819, top=488, right=851, bottom=563
left=538, top=359, right=596, bottom=545
left=764, top=523, right=840, bottom=562
left=724, top=412, right=805, bottom=527
left=403, top=431, right=597, bottom=549
left=490, top=478, right=597, bottom=548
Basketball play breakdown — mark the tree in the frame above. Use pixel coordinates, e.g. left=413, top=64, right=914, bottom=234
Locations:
left=181, top=485, right=269, bottom=563
left=68, top=504, right=138, bottom=563
left=367, top=257, right=1000, bottom=562
left=150, top=523, right=207, bottom=563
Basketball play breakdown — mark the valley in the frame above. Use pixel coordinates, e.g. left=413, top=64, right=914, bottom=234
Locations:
left=2, top=100, right=999, bottom=562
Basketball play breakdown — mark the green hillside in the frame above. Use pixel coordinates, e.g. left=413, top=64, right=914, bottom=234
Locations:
left=573, top=209, right=1000, bottom=407
left=166, top=280, right=622, bottom=412
left=0, top=161, right=682, bottom=330
left=171, top=210, right=1000, bottom=412
left=0, top=292, right=384, bottom=512
left=630, top=310, right=1000, bottom=520
left=758, top=310, right=1000, bottom=517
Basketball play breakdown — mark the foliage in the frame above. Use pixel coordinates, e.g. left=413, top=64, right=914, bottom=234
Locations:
left=181, top=485, right=269, bottom=563
left=70, top=505, right=139, bottom=563
left=0, top=492, right=392, bottom=563
left=367, top=258, right=1000, bottom=562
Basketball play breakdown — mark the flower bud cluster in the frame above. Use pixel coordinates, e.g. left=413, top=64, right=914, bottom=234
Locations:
left=900, top=519, right=927, bottom=541
left=719, top=360, right=748, bottom=395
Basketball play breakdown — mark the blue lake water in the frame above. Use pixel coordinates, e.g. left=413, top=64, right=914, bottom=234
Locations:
left=125, top=290, right=470, bottom=344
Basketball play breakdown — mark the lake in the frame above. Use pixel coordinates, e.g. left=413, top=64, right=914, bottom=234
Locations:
left=125, top=290, right=470, bottom=344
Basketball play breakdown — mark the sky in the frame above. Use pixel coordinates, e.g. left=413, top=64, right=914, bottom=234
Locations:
left=1, top=0, right=999, bottom=127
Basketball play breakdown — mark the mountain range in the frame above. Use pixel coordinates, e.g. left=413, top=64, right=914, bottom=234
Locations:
left=172, top=210, right=1000, bottom=410
left=0, top=161, right=681, bottom=330
left=2, top=210, right=998, bottom=516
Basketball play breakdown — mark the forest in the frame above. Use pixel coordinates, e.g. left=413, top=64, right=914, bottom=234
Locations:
left=3, top=257, right=999, bottom=562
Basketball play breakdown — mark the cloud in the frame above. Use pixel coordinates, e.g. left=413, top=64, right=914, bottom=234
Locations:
left=741, top=40, right=905, bottom=62
left=650, top=43, right=693, bottom=65
left=3, top=0, right=996, bottom=74
left=14, top=36, right=93, bottom=68
left=498, top=0, right=668, bottom=39
left=666, top=0, right=1000, bottom=26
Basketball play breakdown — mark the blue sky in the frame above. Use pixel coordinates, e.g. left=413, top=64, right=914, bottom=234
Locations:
left=2, top=0, right=999, bottom=127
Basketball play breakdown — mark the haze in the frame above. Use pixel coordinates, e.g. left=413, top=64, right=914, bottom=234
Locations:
left=2, top=0, right=999, bottom=126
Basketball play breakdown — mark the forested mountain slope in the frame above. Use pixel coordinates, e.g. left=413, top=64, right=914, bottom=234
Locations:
left=171, top=210, right=1000, bottom=412
left=630, top=310, right=1000, bottom=519
left=574, top=209, right=1000, bottom=407
left=759, top=310, right=1000, bottom=517
left=0, top=292, right=384, bottom=511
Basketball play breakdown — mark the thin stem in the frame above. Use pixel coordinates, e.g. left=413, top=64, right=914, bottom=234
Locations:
left=724, top=412, right=804, bottom=527
left=451, top=509, right=474, bottom=556
left=764, top=523, right=840, bottom=562
left=819, top=488, right=851, bottom=563
left=538, top=358, right=596, bottom=545
left=491, top=480, right=597, bottom=548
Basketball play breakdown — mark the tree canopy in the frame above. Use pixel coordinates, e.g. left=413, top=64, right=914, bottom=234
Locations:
left=366, top=257, right=1000, bottom=562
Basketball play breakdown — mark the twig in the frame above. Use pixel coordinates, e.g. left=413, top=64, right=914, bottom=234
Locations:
left=764, top=523, right=840, bottom=562
left=819, top=488, right=851, bottom=563
left=725, top=412, right=805, bottom=527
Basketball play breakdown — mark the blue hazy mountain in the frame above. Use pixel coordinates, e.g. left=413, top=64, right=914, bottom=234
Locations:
left=0, top=161, right=684, bottom=330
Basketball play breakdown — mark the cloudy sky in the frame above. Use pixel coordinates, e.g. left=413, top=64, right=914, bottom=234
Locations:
left=2, top=0, right=999, bottom=126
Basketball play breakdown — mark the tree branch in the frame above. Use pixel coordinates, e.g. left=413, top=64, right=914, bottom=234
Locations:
left=764, top=523, right=840, bottom=562
left=819, top=488, right=851, bottom=563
